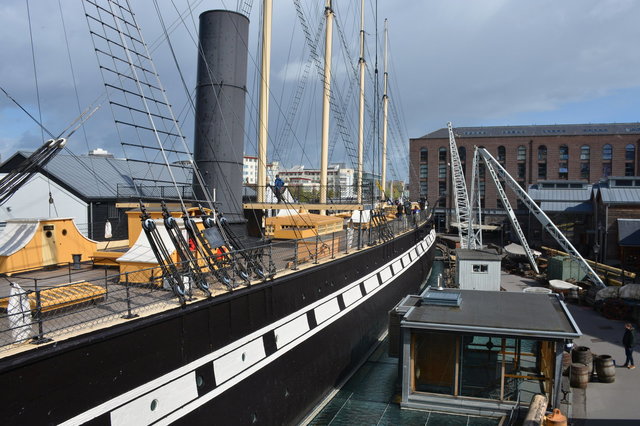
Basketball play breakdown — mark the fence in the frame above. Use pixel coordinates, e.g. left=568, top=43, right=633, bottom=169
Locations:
left=0, top=209, right=429, bottom=352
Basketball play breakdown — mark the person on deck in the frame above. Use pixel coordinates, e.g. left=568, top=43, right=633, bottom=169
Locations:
left=274, top=175, right=285, bottom=203
left=623, top=323, right=636, bottom=369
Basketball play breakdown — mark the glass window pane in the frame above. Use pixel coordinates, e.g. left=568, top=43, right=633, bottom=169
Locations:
left=603, top=144, right=612, bottom=161
left=420, top=148, right=428, bottom=162
left=459, top=336, right=501, bottom=399
left=517, top=146, right=526, bottom=161
left=538, top=145, right=547, bottom=161
left=580, top=145, right=590, bottom=160
left=626, top=144, right=635, bottom=161
left=413, top=332, right=457, bottom=395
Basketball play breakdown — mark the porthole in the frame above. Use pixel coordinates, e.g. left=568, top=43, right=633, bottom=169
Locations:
left=45, top=231, right=53, bottom=238
left=251, top=413, right=258, bottom=423
left=150, top=399, right=159, bottom=411
left=196, top=375, right=204, bottom=387
left=62, top=229, right=67, bottom=236
left=241, top=352, right=246, bottom=362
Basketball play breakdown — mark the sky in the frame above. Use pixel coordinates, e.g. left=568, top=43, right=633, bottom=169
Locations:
left=1, top=0, right=640, bottom=182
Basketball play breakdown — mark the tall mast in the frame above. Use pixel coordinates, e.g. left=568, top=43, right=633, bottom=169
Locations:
left=320, top=0, right=334, bottom=208
left=357, top=0, right=365, bottom=204
left=381, top=19, right=389, bottom=200
left=257, top=0, right=272, bottom=203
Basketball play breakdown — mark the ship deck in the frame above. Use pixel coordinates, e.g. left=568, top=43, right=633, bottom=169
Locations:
left=0, top=213, right=431, bottom=357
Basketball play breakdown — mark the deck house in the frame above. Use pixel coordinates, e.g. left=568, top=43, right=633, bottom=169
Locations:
left=397, top=289, right=581, bottom=417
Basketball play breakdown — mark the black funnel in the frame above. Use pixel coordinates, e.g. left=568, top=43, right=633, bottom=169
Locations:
left=193, top=10, right=249, bottom=225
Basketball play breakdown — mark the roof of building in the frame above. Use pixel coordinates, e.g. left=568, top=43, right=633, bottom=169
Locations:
left=0, top=151, right=192, bottom=200
left=528, top=185, right=592, bottom=202
left=539, top=201, right=592, bottom=213
left=618, top=219, right=640, bottom=247
left=455, top=249, right=501, bottom=261
left=417, top=122, right=640, bottom=139
left=597, top=185, right=640, bottom=205
left=402, top=289, right=581, bottom=339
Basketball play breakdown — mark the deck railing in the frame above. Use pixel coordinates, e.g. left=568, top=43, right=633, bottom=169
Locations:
left=0, top=210, right=430, bottom=353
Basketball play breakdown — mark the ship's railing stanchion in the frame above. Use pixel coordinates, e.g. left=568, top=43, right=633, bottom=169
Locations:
left=104, top=267, right=109, bottom=300
left=292, top=240, right=299, bottom=270
left=331, top=232, right=335, bottom=259
left=314, top=234, right=319, bottom=264
left=31, top=278, right=52, bottom=344
left=122, top=272, right=139, bottom=319
left=357, top=210, right=363, bottom=250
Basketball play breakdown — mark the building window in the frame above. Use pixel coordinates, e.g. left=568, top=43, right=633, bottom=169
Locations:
left=420, top=148, right=428, bottom=162
left=559, top=162, right=568, bottom=180
left=580, top=145, right=590, bottom=160
left=538, top=163, right=547, bottom=179
left=602, top=144, right=612, bottom=161
left=538, top=145, right=547, bottom=161
left=517, top=163, right=526, bottom=179
left=626, top=163, right=635, bottom=176
left=108, top=204, right=118, bottom=219
left=603, top=163, right=612, bottom=177
left=497, top=197, right=504, bottom=209
left=580, top=163, right=590, bottom=180
left=626, top=144, right=635, bottom=161
left=438, top=182, right=446, bottom=207
left=517, top=146, right=526, bottom=161
left=559, top=145, right=569, bottom=161
left=420, top=164, right=428, bottom=179
left=420, top=181, right=428, bottom=197
left=472, top=264, right=488, bottom=273
left=438, top=164, right=447, bottom=179
left=439, top=147, right=447, bottom=162
left=458, top=146, right=466, bottom=162
left=498, top=146, right=506, bottom=163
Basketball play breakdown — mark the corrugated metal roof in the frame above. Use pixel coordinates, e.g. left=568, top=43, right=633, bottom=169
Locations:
left=528, top=187, right=592, bottom=202
left=618, top=219, right=640, bottom=246
left=418, top=122, right=640, bottom=139
left=540, top=201, right=592, bottom=213
left=599, top=187, right=640, bottom=204
left=10, top=152, right=192, bottom=200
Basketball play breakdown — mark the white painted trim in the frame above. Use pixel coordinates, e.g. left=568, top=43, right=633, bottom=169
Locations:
left=213, top=338, right=266, bottom=384
left=275, top=315, right=310, bottom=350
left=379, top=266, right=392, bottom=283
left=60, top=229, right=436, bottom=426
left=110, top=372, right=197, bottom=426
left=314, top=298, right=340, bottom=325
left=362, top=276, right=378, bottom=294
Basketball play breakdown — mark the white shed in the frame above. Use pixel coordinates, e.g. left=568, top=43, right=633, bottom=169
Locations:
left=455, top=249, right=501, bottom=291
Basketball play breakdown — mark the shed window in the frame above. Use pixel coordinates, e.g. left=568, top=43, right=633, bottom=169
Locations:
left=473, top=264, right=488, bottom=273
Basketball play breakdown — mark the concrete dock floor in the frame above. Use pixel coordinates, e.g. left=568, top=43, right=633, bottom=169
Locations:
left=500, top=271, right=640, bottom=425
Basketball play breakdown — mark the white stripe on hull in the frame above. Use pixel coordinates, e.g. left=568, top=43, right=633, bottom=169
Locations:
left=61, top=229, right=436, bottom=426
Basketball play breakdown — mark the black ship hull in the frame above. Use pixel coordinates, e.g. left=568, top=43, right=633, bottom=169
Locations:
left=0, top=224, right=436, bottom=425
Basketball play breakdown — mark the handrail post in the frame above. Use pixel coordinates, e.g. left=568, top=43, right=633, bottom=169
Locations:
left=31, top=278, right=52, bottom=344
left=331, top=232, right=335, bottom=259
left=104, top=267, right=109, bottom=300
left=357, top=211, right=363, bottom=250
left=314, top=234, right=319, bottom=264
left=122, top=272, right=139, bottom=319
left=292, top=239, right=299, bottom=270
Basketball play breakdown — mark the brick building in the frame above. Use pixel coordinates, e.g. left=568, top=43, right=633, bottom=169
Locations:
left=410, top=123, right=640, bottom=229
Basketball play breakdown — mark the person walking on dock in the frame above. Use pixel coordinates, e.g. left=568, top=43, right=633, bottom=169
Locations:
left=622, top=323, right=636, bottom=369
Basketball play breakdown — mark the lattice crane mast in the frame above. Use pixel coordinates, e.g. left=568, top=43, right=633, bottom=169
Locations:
left=475, top=147, right=606, bottom=288
left=447, top=122, right=476, bottom=249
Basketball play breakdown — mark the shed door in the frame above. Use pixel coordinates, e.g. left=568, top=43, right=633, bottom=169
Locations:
left=41, top=224, right=57, bottom=266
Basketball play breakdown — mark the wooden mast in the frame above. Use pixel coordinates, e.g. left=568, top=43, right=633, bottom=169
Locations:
left=257, top=0, right=272, bottom=203
left=381, top=19, right=389, bottom=200
left=357, top=0, right=365, bottom=204
left=320, top=0, right=334, bottom=212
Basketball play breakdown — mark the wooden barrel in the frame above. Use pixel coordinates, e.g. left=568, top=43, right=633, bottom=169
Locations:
left=570, top=363, right=589, bottom=388
left=572, top=346, right=593, bottom=374
left=562, top=352, right=572, bottom=376
left=595, top=355, right=616, bottom=383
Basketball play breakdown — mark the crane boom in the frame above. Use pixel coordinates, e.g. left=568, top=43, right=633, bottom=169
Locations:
left=447, top=122, right=474, bottom=248
left=477, top=147, right=605, bottom=288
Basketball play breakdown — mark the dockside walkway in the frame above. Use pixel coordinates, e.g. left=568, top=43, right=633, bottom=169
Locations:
left=500, top=272, right=640, bottom=425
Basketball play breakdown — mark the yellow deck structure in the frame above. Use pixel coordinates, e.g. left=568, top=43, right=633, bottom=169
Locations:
left=0, top=218, right=97, bottom=274
left=0, top=281, right=106, bottom=313
left=265, top=213, right=343, bottom=239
